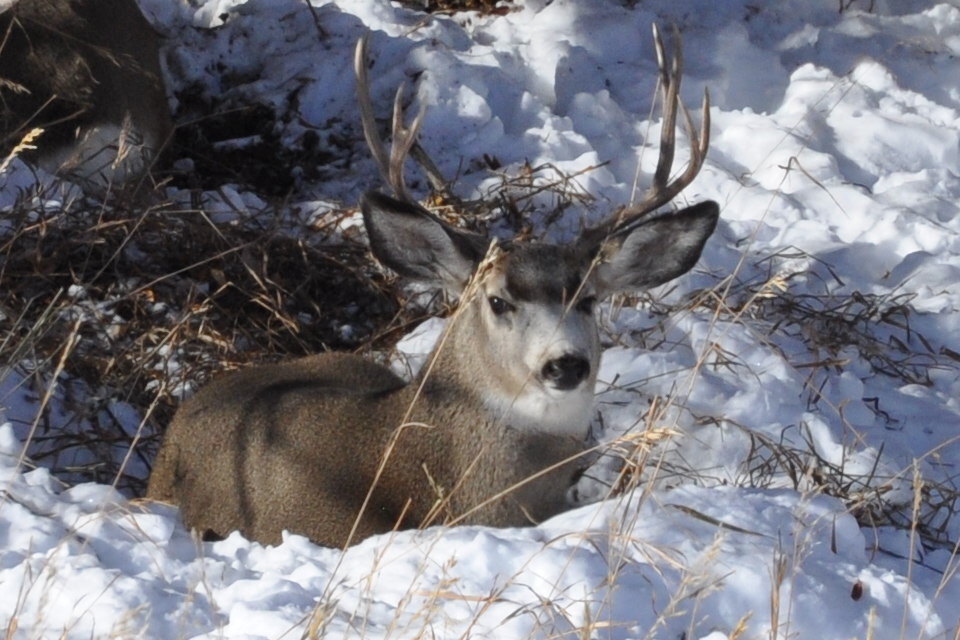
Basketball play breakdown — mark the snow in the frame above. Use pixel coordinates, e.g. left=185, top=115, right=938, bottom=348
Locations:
left=2, top=0, right=960, bottom=638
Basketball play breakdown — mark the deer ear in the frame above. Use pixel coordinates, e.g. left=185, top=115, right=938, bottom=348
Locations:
left=594, top=201, right=719, bottom=297
left=361, top=191, right=485, bottom=294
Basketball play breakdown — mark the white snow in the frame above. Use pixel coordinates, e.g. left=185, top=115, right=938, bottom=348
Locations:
left=2, top=0, right=960, bottom=638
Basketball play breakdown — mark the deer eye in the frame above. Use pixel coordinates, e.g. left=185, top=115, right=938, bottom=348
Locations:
left=575, top=296, right=596, bottom=314
left=488, top=296, right=516, bottom=316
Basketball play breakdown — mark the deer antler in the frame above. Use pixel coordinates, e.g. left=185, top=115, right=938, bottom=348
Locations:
left=354, top=33, right=427, bottom=203
left=582, top=24, right=711, bottom=246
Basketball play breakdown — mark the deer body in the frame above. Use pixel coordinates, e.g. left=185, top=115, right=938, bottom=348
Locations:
left=148, top=28, right=720, bottom=548
left=148, top=349, right=589, bottom=546
left=148, top=233, right=601, bottom=546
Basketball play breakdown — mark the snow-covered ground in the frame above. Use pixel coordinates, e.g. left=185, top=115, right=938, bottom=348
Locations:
left=2, top=0, right=959, bottom=638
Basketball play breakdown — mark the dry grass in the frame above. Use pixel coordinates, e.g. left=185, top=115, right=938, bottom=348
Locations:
left=3, top=146, right=957, bottom=542
left=0, top=8, right=955, bottom=639
left=1, top=121, right=957, bottom=640
left=0, top=172, right=408, bottom=493
left=395, top=0, right=516, bottom=15
left=596, top=241, right=959, bottom=556
left=0, top=115, right=592, bottom=497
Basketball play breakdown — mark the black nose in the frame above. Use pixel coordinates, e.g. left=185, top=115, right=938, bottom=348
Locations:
left=541, top=355, right=590, bottom=390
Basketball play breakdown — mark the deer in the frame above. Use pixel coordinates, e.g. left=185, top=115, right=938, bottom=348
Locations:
left=146, top=26, right=720, bottom=549
left=0, top=0, right=172, bottom=191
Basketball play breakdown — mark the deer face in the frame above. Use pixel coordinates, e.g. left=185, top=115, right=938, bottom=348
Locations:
left=463, top=244, right=601, bottom=435
left=477, top=245, right=599, bottom=392
left=360, top=190, right=718, bottom=434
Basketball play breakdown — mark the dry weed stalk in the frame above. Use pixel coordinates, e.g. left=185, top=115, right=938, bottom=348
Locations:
left=605, top=240, right=958, bottom=557
left=643, top=532, right=727, bottom=640
left=0, top=127, right=43, bottom=174
left=0, top=184, right=401, bottom=493
left=0, top=83, right=956, bottom=639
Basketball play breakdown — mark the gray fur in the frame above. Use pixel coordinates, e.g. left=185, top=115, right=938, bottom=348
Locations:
left=504, top=245, right=586, bottom=305
left=595, top=201, right=720, bottom=295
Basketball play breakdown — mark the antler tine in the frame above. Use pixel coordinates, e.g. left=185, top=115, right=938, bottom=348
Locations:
left=354, top=34, right=425, bottom=203
left=355, top=35, right=391, bottom=190
left=389, top=84, right=427, bottom=200
left=583, top=24, right=711, bottom=246
left=650, top=24, right=679, bottom=192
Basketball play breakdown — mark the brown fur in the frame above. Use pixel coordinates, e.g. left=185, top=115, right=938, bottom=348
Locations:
left=147, top=341, right=586, bottom=547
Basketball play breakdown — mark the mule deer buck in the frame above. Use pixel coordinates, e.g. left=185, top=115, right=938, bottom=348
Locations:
left=0, top=0, right=172, bottom=191
left=147, top=27, right=719, bottom=548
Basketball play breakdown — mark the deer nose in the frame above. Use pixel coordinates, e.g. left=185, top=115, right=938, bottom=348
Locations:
left=541, top=355, right=590, bottom=391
